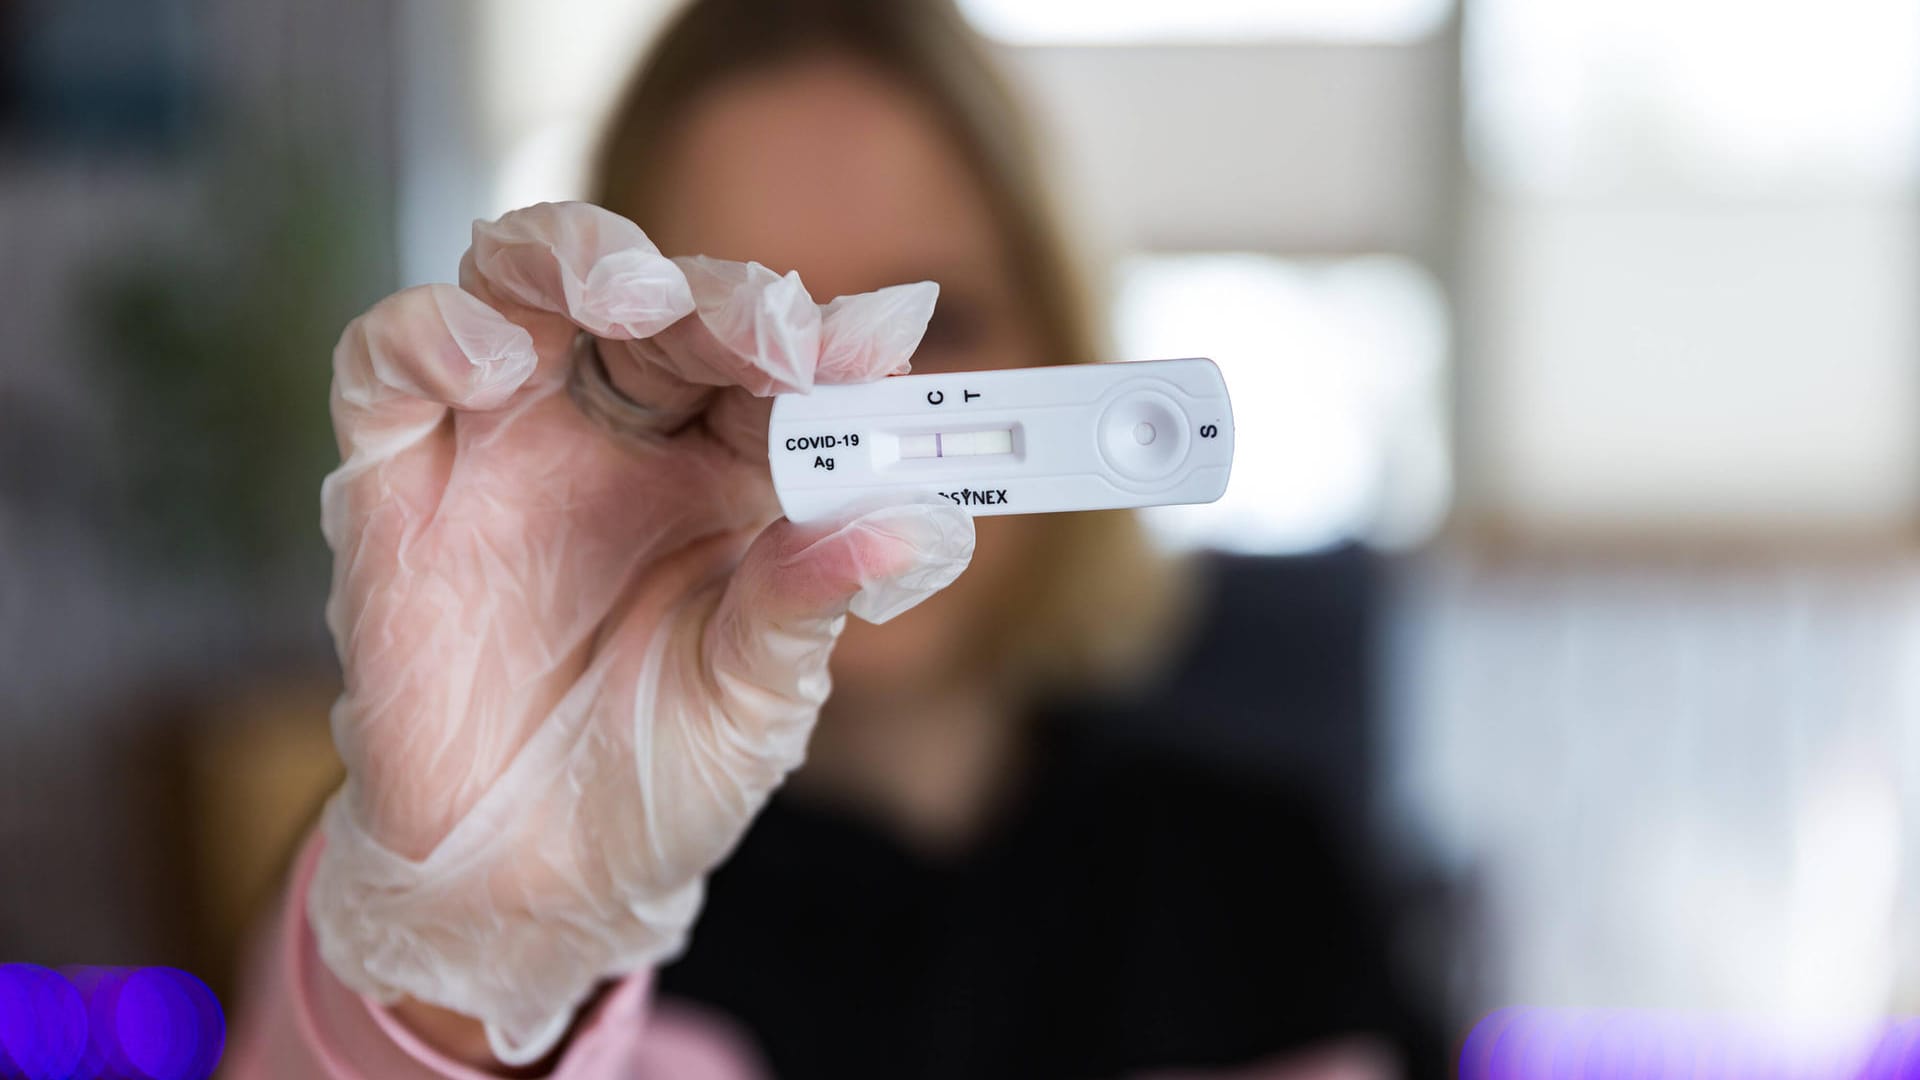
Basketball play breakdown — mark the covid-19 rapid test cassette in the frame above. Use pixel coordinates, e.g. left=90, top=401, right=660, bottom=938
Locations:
left=768, top=357, right=1234, bottom=522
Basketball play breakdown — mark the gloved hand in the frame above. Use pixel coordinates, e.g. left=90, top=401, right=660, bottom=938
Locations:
left=307, top=202, right=974, bottom=1065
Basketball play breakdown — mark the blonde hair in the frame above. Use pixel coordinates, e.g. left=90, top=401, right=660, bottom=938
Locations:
left=594, top=0, right=1188, bottom=694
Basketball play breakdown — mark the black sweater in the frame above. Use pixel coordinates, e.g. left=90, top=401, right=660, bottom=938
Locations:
left=659, top=551, right=1447, bottom=1079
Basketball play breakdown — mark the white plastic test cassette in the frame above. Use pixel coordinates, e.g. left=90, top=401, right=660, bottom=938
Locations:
left=768, top=357, right=1234, bottom=522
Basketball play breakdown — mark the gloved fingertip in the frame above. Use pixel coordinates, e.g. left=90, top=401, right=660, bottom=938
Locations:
left=858, top=279, right=941, bottom=333
left=840, top=501, right=976, bottom=624
left=671, top=252, right=748, bottom=289
left=466, top=203, right=689, bottom=341
left=675, top=255, right=822, bottom=396
left=429, top=285, right=539, bottom=407
left=818, top=280, right=940, bottom=383
left=486, top=1013, right=575, bottom=1070
left=581, top=247, right=695, bottom=339
left=759, top=268, right=822, bottom=393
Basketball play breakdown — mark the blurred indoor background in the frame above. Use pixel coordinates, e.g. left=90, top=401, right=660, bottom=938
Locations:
left=3, top=0, right=1918, bottom=1060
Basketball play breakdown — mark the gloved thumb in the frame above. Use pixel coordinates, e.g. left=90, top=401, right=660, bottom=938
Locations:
left=702, top=501, right=974, bottom=742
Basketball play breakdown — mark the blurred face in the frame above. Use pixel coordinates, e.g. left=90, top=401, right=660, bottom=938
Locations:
left=640, top=54, right=1048, bottom=694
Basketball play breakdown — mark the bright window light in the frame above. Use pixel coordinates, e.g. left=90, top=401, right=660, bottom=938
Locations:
left=1468, top=0, right=1920, bottom=194
left=1113, top=253, right=1451, bottom=555
left=958, top=0, right=1451, bottom=45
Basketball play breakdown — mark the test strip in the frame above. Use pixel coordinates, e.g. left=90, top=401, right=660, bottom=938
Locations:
left=898, top=429, right=1014, bottom=459
left=768, top=357, right=1234, bottom=521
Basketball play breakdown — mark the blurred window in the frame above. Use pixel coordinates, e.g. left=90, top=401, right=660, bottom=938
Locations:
left=1113, top=253, right=1450, bottom=554
left=1461, top=0, right=1920, bottom=537
left=1468, top=0, right=1920, bottom=196
left=959, top=0, right=1452, bottom=44
left=1439, top=3, right=1920, bottom=1015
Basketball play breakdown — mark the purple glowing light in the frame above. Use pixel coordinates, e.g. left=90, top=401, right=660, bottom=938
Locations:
left=1, top=966, right=222, bottom=1080
left=112, top=968, right=225, bottom=1080
left=1461, top=1009, right=1920, bottom=1080
left=0, top=964, right=88, bottom=1080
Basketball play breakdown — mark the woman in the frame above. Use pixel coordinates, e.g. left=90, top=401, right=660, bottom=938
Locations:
left=228, top=0, right=1440, bottom=1076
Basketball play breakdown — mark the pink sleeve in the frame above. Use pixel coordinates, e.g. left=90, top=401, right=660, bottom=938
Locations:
left=222, top=834, right=769, bottom=1080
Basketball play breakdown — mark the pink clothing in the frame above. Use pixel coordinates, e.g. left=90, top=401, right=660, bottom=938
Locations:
left=225, top=835, right=1396, bottom=1080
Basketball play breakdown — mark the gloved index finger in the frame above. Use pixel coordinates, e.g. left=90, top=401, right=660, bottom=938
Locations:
left=815, top=280, right=939, bottom=385
left=601, top=265, right=938, bottom=407
left=459, top=201, right=696, bottom=343
left=617, top=272, right=940, bottom=462
left=461, top=204, right=825, bottom=405
left=655, top=260, right=939, bottom=393
left=596, top=256, right=821, bottom=405
left=461, top=203, right=941, bottom=429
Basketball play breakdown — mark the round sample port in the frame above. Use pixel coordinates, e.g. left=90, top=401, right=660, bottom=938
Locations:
left=1098, top=389, right=1190, bottom=482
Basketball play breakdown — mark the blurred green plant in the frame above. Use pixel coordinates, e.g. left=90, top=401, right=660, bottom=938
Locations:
left=88, top=149, right=389, bottom=583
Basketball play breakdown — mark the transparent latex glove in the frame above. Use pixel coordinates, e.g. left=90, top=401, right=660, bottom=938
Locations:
left=307, top=202, right=974, bottom=1065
